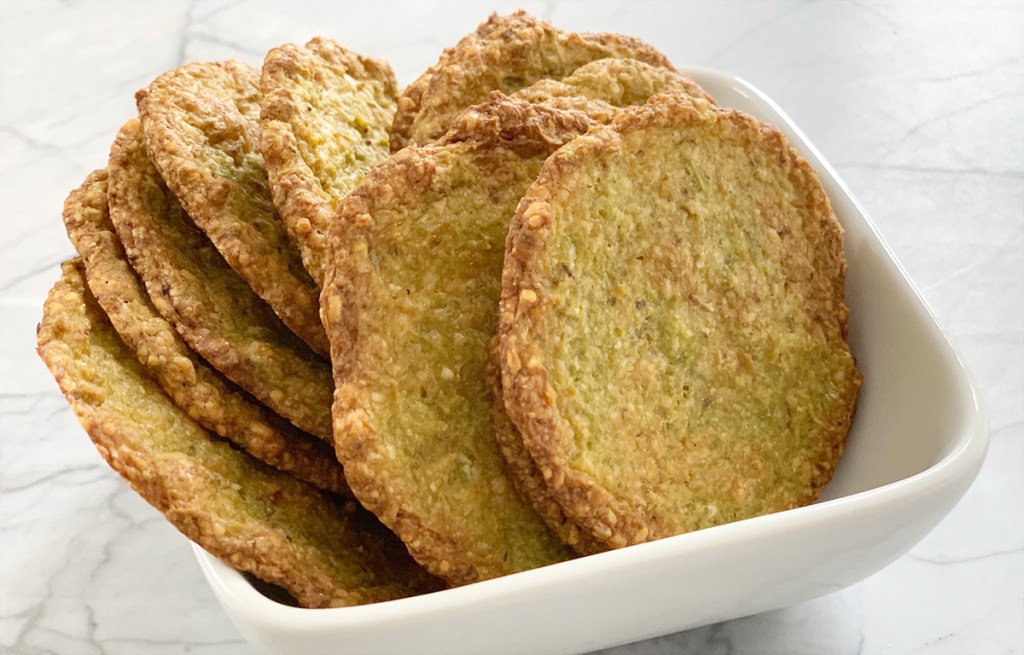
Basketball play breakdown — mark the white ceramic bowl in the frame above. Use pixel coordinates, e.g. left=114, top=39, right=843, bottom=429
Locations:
left=194, top=67, right=988, bottom=655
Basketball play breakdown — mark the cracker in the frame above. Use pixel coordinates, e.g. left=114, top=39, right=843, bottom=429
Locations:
left=36, top=262, right=438, bottom=608
left=499, top=93, right=862, bottom=549
left=403, top=11, right=677, bottom=147
left=261, top=38, right=399, bottom=284
left=511, top=56, right=713, bottom=115
left=486, top=60, right=715, bottom=547
left=323, top=97, right=598, bottom=585
left=107, top=119, right=333, bottom=440
left=389, top=11, right=538, bottom=152
left=136, top=61, right=327, bottom=354
left=485, top=338, right=606, bottom=556
left=63, top=169, right=347, bottom=494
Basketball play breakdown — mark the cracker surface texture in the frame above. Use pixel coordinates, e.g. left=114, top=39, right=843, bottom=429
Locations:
left=261, top=38, right=399, bottom=284
left=107, top=119, right=333, bottom=440
left=136, top=60, right=327, bottom=354
left=323, top=97, right=598, bottom=585
left=500, top=94, right=862, bottom=549
left=63, top=169, right=347, bottom=494
left=37, top=262, right=436, bottom=608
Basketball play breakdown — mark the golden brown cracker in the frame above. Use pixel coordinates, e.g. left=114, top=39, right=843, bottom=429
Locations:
left=323, top=97, right=598, bottom=585
left=405, top=11, right=676, bottom=146
left=389, top=11, right=533, bottom=152
left=36, top=262, right=438, bottom=608
left=107, top=119, right=333, bottom=440
left=512, top=56, right=712, bottom=112
left=136, top=60, right=327, bottom=354
left=62, top=168, right=347, bottom=494
left=261, top=38, right=399, bottom=284
left=499, top=93, right=861, bottom=549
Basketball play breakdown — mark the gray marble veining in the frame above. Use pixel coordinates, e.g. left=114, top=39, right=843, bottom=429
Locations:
left=1, top=1, right=1021, bottom=653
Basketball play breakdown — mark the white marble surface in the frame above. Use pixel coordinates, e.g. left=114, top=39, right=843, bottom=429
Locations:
left=0, top=1, right=1021, bottom=653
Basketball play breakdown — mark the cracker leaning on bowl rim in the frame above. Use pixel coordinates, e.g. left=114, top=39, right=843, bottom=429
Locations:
left=485, top=61, right=716, bottom=554
left=62, top=168, right=348, bottom=495
left=36, top=261, right=439, bottom=609
left=499, top=93, right=862, bottom=550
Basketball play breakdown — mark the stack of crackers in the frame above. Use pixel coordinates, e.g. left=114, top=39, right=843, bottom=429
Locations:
left=38, top=11, right=861, bottom=608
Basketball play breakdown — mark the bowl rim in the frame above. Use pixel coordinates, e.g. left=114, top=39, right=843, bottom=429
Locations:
left=195, top=418, right=987, bottom=630
left=193, top=64, right=990, bottom=632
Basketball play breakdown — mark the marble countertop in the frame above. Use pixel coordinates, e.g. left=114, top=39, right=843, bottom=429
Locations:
left=1, top=1, right=1021, bottom=653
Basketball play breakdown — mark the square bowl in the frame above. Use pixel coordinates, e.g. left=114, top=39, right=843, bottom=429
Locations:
left=193, top=67, right=988, bottom=655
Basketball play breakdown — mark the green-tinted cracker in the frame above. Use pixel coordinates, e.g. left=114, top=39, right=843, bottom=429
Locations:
left=136, top=61, right=327, bottom=354
left=36, top=262, right=438, bottom=608
left=261, top=37, right=399, bottom=285
left=63, top=168, right=347, bottom=494
left=323, top=97, right=597, bottom=585
left=107, top=119, right=333, bottom=440
left=500, top=93, right=862, bottom=549
left=486, top=339, right=606, bottom=556
left=487, top=59, right=714, bottom=553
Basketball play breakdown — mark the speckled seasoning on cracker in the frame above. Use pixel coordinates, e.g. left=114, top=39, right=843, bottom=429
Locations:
left=499, top=93, right=861, bottom=549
